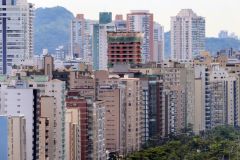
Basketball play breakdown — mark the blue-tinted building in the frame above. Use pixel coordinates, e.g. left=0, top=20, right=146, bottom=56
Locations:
left=99, top=12, right=112, bottom=24
left=0, top=116, right=8, bottom=160
left=93, top=12, right=112, bottom=70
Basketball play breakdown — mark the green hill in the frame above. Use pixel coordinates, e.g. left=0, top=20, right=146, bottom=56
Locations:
left=34, top=6, right=74, bottom=54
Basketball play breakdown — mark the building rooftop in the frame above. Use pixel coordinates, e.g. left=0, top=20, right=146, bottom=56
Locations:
left=107, top=32, right=142, bottom=43
left=177, top=9, right=198, bottom=17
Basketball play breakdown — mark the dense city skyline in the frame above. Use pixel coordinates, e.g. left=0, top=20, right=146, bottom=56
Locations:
left=2, top=0, right=240, bottom=159
left=29, top=0, right=239, bottom=37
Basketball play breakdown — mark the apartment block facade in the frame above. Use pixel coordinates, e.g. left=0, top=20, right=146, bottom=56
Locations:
left=0, top=0, right=34, bottom=74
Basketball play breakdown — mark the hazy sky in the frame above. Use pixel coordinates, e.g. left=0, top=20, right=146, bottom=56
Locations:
left=28, top=0, right=239, bottom=37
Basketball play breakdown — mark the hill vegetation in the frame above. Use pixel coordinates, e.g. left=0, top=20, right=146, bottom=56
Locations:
left=128, top=126, right=240, bottom=160
left=34, top=6, right=74, bottom=54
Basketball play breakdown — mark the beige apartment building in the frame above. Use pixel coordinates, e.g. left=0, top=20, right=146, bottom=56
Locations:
left=39, top=96, right=57, bottom=160
left=65, top=106, right=81, bottom=160
left=8, top=116, right=26, bottom=160
left=120, top=77, right=141, bottom=154
left=38, top=117, right=50, bottom=160
left=95, top=70, right=126, bottom=155
left=69, top=71, right=95, bottom=98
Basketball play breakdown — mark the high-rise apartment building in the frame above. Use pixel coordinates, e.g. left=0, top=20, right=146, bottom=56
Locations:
left=0, top=74, right=67, bottom=159
left=107, top=32, right=142, bottom=67
left=160, top=63, right=190, bottom=134
left=127, top=10, right=154, bottom=63
left=171, top=9, right=205, bottom=60
left=84, top=20, right=96, bottom=64
left=38, top=117, right=49, bottom=160
left=0, top=115, right=26, bottom=160
left=44, top=79, right=66, bottom=160
left=65, top=101, right=82, bottom=160
left=99, top=12, right=112, bottom=24
left=95, top=71, right=126, bottom=155
left=68, top=71, right=95, bottom=98
left=148, top=79, right=166, bottom=138
left=0, top=0, right=34, bottom=74
left=92, top=101, right=106, bottom=160
left=66, top=91, right=92, bottom=160
left=93, top=12, right=116, bottom=70
left=120, top=77, right=141, bottom=154
left=98, top=23, right=116, bottom=70
left=218, top=30, right=228, bottom=39
left=209, top=65, right=240, bottom=128
left=0, top=81, right=40, bottom=160
left=39, top=96, right=57, bottom=160
left=0, top=116, right=8, bottom=160
left=115, top=15, right=127, bottom=32
left=153, top=22, right=164, bottom=62
left=70, top=14, right=96, bottom=62
left=70, top=14, right=85, bottom=59
left=194, top=65, right=211, bottom=132
left=193, top=64, right=240, bottom=132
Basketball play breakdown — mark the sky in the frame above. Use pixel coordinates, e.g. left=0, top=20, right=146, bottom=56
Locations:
left=28, top=0, right=239, bottom=37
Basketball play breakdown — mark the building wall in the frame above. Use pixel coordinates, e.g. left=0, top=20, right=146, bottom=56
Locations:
left=0, top=116, right=27, bottom=160
left=127, top=10, right=154, bottom=63
left=93, top=12, right=114, bottom=70
left=98, top=23, right=116, bottom=70
left=120, top=78, right=141, bottom=154
left=0, top=86, right=35, bottom=160
left=39, top=96, right=57, bottom=160
left=0, top=0, right=34, bottom=74
left=171, top=9, right=205, bottom=60
left=38, top=117, right=49, bottom=160
left=98, top=86, right=120, bottom=152
left=194, top=79, right=204, bottom=133
left=68, top=71, right=95, bottom=98
left=43, top=55, right=54, bottom=80
left=65, top=107, right=81, bottom=160
left=44, top=80, right=66, bottom=159
left=93, top=101, right=106, bottom=160
left=66, top=91, right=89, bottom=160
left=93, top=24, right=100, bottom=70
left=0, top=116, right=8, bottom=160
left=107, top=32, right=142, bottom=67
left=153, top=22, right=164, bottom=62
left=71, top=14, right=85, bottom=58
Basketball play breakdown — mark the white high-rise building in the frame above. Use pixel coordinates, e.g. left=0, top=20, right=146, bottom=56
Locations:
left=171, top=9, right=205, bottom=60
left=218, top=30, right=228, bottom=39
left=98, top=22, right=116, bottom=70
left=70, top=14, right=85, bottom=59
left=127, top=10, right=154, bottom=63
left=0, top=0, right=34, bottom=74
left=0, top=81, right=39, bottom=160
left=153, top=22, right=164, bottom=62
left=70, top=14, right=96, bottom=63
